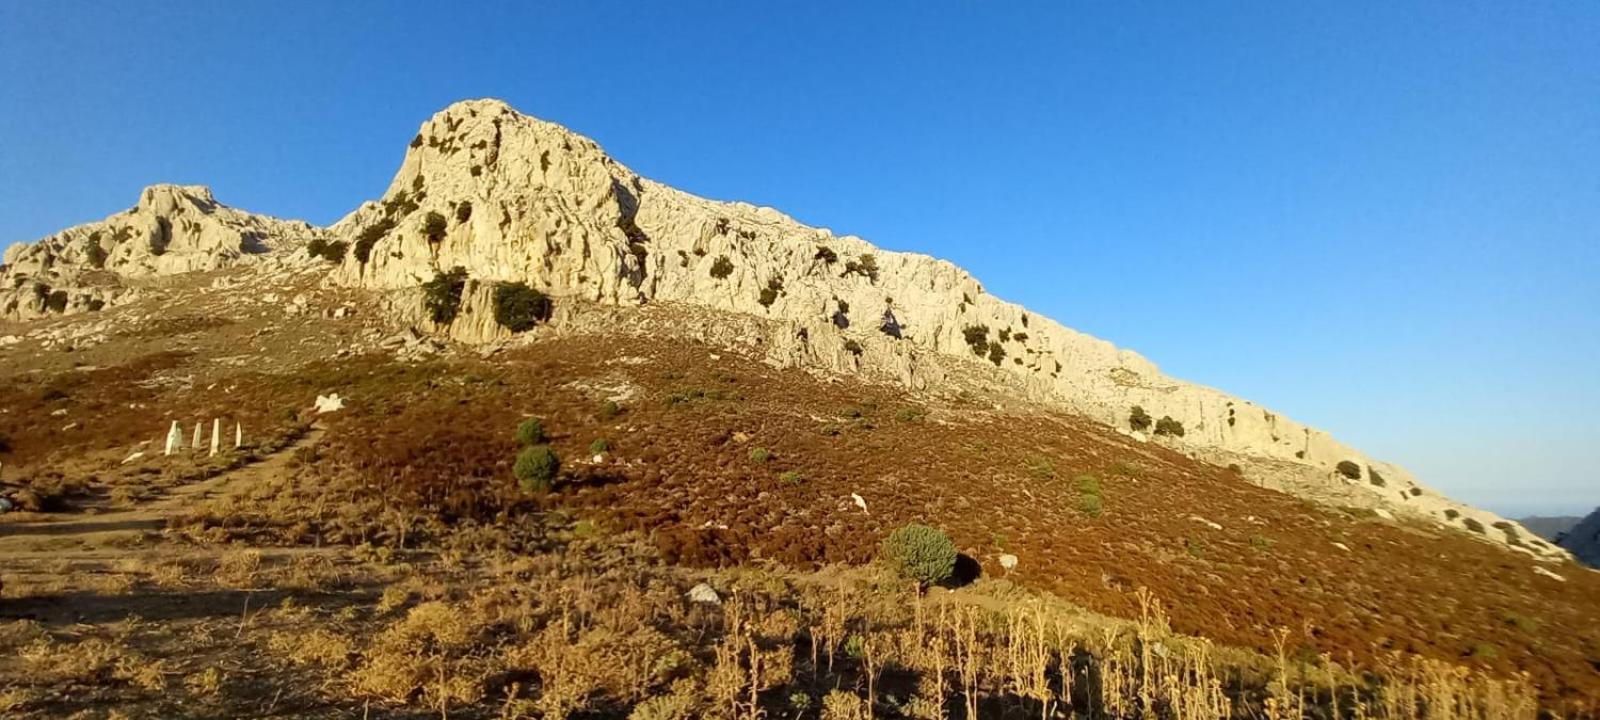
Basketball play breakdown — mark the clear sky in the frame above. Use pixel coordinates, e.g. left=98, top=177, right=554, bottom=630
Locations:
left=2, top=2, right=1596, bottom=516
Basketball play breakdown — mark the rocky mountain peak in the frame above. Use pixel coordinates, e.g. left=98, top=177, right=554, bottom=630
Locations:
left=0, top=99, right=1568, bottom=561
left=1, top=184, right=324, bottom=320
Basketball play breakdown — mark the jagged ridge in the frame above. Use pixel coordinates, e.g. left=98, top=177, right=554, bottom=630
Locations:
left=0, top=98, right=1566, bottom=560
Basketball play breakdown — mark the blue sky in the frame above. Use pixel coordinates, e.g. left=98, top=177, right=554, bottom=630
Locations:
left=2, top=2, right=1596, bottom=516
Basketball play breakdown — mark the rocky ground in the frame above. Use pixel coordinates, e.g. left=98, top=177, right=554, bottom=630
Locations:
left=0, top=269, right=1596, bottom=719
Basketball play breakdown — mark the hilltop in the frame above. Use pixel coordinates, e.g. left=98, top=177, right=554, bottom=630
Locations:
left=0, top=99, right=1594, bottom=718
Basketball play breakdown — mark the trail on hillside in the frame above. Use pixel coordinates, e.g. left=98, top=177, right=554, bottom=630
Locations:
left=0, top=428, right=324, bottom=559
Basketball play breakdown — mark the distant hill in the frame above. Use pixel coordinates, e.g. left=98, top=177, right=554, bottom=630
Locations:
left=1517, top=515, right=1585, bottom=542
left=1556, top=508, right=1600, bottom=566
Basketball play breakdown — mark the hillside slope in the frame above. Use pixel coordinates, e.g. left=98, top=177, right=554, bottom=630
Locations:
left=0, top=99, right=1568, bottom=561
left=0, top=273, right=1597, bottom=716
left=310, top=98, right=1559, bottom=558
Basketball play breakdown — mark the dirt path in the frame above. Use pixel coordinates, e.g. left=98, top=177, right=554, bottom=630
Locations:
left=0, top=427, right=324, bottom=558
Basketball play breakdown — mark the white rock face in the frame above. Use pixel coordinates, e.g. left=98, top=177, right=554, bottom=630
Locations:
left=0, top=98, right=1563, bottom=561
left=314, top=394, right=345, bottom=414
left=313, top=99, right=1560, bottom=558
left=0, top=184, right=325, bottom=320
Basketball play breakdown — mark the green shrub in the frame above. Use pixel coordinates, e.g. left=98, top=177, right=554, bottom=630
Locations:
left=596, top=400, right=622, bottom=420
left=421, top=211, right=448, bottom=244
left=843, top=254, right=880, bottom=282
left=1129, top=406, right=1152, bottom=432
left=1250, top=535, right=1274, bottom=551
left=814, top=246, right=837, bottom=264
left=86, top=243, right=108, bottom=269
left=1444, top=508, right=1461, bottom=521
left=880, top=523, right=957, bottom=586
left=353, top=217, right=395, bottom=263
left=1467, top=643, right=1500, bottom=662
left=987, top=341, right=1005, bottom=366
left=758, top=276, right=784, bottom=307
left=710, top=255, right=734, bottom=279
left=843, top=339, right=863, bottom=357
left=895, top=406, right=926, bottom=422
left=422, top=267, right=469, bottom=325
left=1153, top=416, right=1185, bottom=437
left=492, top=282, right=549, bottom=332
left=514, top=445, right=560, bottom=493
left=779, top=470, right=802, bottom=486
left=1335, top=461, right=1361, bottom=480
left=1463, top=518, right=1485, bottom=534
left=516, top=419, right=546, bottom=445
left=962, top=325, right=989, bottom=356
left=748, top=447, right=772, bottom=464
left=1076, top=474, right=1103, bottom=517
left=321, top=240, right=348, bottom=262
left=454, top=201, right=472, bottom=224
left=307, top=238, right=347, bottom=263
left=588, top=438, right=610, bottom=455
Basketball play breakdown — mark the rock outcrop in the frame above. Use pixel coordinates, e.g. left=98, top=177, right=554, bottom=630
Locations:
left=0, top=98, right=1566, bottom=560
left=316, top=99, right=1563, bottom=559
left=1, top=184, right=323, bottom=320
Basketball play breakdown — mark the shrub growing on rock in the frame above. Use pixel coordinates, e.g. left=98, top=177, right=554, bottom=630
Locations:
left=1463, top=518, right=1486, bottom=534
left=1153, top=416, right=1185, bottom=437
left=353, top=217, right=396, bottom=263
left=748, top=447, right=771, bottom=464
left=709, top=255, right=734, bottom=279
left=492, top=282, right=549, bottom=332
left=843, top=253, right=880, bottom=282
left=421, top=211, right=448, bottom=244
left=1129, top=406, right=1152, bottom=432
left=962, top=325, right=990, bottom=356
left=422, top=267, right=468, bottom=325
left=1336, top=461, right=1362, bottom=480
left=881, top=523, right=957, bottom=587
left=514, top=445, right=560, bottom=493
left=758, top=276, right=784, bottom=307
left=986, top=341, right=1005, bottom=366
left=306, top=238, right=348, bottom=263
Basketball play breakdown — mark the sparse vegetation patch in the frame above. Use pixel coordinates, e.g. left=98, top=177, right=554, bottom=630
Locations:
left=492, top=281, right=549, bottom=332
left=422, top=266, right=469, bottom=325
left=880, top=523, right=956, bottom=587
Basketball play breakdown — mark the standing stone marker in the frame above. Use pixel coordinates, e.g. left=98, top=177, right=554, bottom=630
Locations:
left=164, top=421, right=184, bottom=455
left=210, top=418, right=221, bottom=456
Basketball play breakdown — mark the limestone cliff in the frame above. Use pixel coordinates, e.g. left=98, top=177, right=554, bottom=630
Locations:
left=314, top=99, right=1562, bottom=559
left=0, top=185, right=323, bottom=320
left=0, top=98, right=1564, bottom=560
